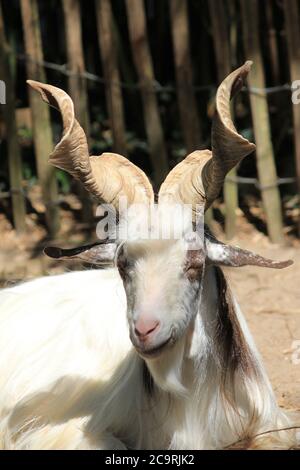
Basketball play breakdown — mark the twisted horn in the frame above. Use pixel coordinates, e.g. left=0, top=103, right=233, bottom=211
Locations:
left=159, top=61, right=255, bottom=211
left=27, top=80, right=154, bottom=209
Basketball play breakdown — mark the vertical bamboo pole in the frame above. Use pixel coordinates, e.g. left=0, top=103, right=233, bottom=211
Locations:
left=169, top=0, right=202, bottom=153
left=96, top=0, right=127, bottom=155
left=283, top=0, right=300, bottom=235
left=62, top=0, right=90, bottom=136
left=112, top=15, right=139, bottom=121
left=0, top=2, right=26, bottom=233
left=20, top=0, right=59, bottom=235
left=209, top=0, right=231, bottom=84
left=209, top=0, right=238, bottom=239
left=62, top=0, right=93, bottom=224
left=241, top=0, right=284, bottom=244
left=125, top=0, right=169, bottom=188
left=266, top=0, right=280, bottom=85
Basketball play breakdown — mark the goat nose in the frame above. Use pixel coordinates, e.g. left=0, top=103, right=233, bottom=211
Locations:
left=134, top=318, right=160, bottom=340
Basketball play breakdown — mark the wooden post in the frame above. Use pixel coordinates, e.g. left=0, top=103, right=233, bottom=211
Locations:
left=283, top=0, right=300, bottom=235
left=266, top=0, right=280, bottom=85
left=0, top=2, right=26, bottom=233
left=96, top=0, right=127, bottom=155
left=20, top=0, right=59, bottom=236
left=241, top=0, right=284, bottom=244
left=209, top=0, right=231, bottom=84
left=209, top=0, right=238, bottom=239
left=62, top=0, right=90, bottom=137
left=62, top=0, right=93, bottom=224
left=125, top=0, right=169, bottom=188
left=169, top=0, right=202, bottom=153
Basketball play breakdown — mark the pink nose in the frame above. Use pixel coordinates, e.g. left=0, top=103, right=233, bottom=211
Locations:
left=134, top=317, right=160, bottom=340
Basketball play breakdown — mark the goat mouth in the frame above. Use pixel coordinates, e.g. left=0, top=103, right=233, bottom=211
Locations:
left=135, top=336, right=173, bottom=358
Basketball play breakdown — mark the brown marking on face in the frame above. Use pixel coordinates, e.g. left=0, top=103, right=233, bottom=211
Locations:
left=116, top=250, right=128, bottom=281
left=116, top=245, right=134, bottom=282
left=184, top=249, right=205, bottom=282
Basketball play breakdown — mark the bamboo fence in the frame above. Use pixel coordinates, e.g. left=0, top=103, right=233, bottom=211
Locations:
left=0, top=0, right=299, bottom=242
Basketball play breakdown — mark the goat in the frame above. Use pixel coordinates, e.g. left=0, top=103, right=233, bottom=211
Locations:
left=0, top=62, right=297, bottom=450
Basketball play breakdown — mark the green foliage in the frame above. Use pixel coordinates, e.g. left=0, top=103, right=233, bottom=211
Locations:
left=17, top=126, right=33, bottom=147
left=23, top=162, right=36, bottom=183
left=240, top=127, right=254, bottom=142
left=56, top=170, right=71, bottom=194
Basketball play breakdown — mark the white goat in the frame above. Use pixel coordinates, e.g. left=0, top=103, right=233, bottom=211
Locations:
left=0, top=62, right=297, bottom=450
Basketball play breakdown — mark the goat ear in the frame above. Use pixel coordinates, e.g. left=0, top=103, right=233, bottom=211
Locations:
left=44, top=242, right=117, bottom=265
left=206, top=238, right=293, bottom=269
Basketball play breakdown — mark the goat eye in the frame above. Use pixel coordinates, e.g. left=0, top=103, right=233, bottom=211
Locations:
left=117, top=259, right=128, bottom=275
left=184, top=265, right=202, bottom=281
left=117, top=257, right=133, bottom=280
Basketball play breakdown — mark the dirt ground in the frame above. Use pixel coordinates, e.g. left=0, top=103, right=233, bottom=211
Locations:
left=0, top=199, right=299, bottom=417
left=225, top=242, right=300, bottom=411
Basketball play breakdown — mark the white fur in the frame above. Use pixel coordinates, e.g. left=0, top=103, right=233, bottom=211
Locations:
left=0, top=267, right=296, bottom=449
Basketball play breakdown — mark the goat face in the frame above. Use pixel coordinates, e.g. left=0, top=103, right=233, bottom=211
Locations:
left=116, top=239, right=205, bottom=358
left=113, top=231, right=292, bottom=359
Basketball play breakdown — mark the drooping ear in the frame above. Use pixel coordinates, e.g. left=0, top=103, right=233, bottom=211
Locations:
left=44, top=242, right=117, bottom=265
left=206, top=237, right=293, bottom=269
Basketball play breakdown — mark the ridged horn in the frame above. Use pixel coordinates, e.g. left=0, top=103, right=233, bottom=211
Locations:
left=27, top=80, right=154, bottom=209
left=159, top=61, right=256, bottom=211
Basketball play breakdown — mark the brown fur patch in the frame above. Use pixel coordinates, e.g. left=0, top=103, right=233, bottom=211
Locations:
left=213, top=266, right=259, bottom=384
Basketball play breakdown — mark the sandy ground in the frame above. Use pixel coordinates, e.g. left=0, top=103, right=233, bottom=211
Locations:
left=0, top=202, right=299, bottom=417
left=225, top=242, right=300, bottom=411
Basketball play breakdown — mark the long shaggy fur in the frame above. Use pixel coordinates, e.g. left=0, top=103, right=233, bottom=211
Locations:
left=0, top=264, right=296, bottom=450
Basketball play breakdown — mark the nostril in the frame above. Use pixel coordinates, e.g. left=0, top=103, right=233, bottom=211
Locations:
left=146, top=322, right=159, bottom=335
left=134, top=318, right=160, bottom=339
